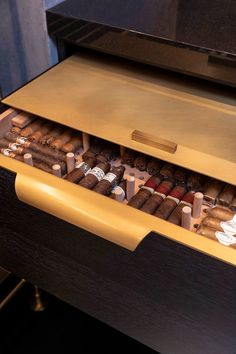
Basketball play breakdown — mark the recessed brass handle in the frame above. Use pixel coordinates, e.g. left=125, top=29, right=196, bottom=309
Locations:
left=132, top=130, right=177, bottom=154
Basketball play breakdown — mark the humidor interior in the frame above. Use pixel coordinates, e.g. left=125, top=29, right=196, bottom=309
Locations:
left=0, top=108, right=235, bottom=258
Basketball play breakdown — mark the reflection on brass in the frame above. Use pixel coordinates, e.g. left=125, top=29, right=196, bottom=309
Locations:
left=132, top=130, right=177, bottom=154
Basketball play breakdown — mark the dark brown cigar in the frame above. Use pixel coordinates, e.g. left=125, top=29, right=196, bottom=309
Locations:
left=173, top=168, right=188, bottom=184
left=28, top=122, right=54, bottom=142
left=5, top=132, right=66, bottom=162
left=79, top=161, right=110, bottom=189
left=187, top=173, right=204, bottom=192
left=230, top=195, right=236, bottom=212
left=140, top=178, right=175, bottom=214
left=61, top=135, right=83, bottom=153
left=50, top=128, right=74, bottom=149
left=146, top=158, right=162, bottom=175
left=40, top=126, right=64, bottom=145
left=153, top=184, right=187, bottom=220
left=82, top=150, right=97, bottom=160
left=93, top=165, right=125, bottom=196
left=134, top=154, right=150, bottom=171
left=20, top=119, right=44, bottom=137
left=128, top=175, right=163, bottom=209
left=206, top=207, right=235, bottom=221
left=168, top=191, right=194, bottom=225
left=121, top=149, right=138, bottom=167
left=197, top=225, right=236, bottom=248
left=217, top=184, right=235, bottom=207
left=110, top=180, right=127, bottom=200
left=203, top=179, right=224, bottom=206
left=64, top=157, right=97, bottom=183
left=96, top=145, right=117, bottom=163
left=160, top=164, right=175, bottom=178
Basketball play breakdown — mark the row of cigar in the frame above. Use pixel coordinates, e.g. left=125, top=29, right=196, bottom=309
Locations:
left=197, top=207, right=236, bottom=248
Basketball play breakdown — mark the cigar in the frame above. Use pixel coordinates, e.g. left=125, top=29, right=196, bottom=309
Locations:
left=28, top=122, right=54, bottom=142
left=64, top=157, right=97, bottom=183
left=20, top=118, right=44, bottom=137
left=202, top=216, right=236, bottom=235
left=134, top=154, right=150, bottom=171
left=10, top=126, right=22, bottom=135
left=61, top=135, right=83, bottom=153
left=140, top=178, right=174, bottom=214
left=217, top=184, right=235, bottom=207
left=121, top=149, right=138, bottom=167
left=206, top=207, right=235, bottom=222
left=82, top=150, right=97, bottom=160
left=79, top=161, right=110, bottom=189
left=187, top=173, right=204, bottom=192
left=153, top=184, right=187, bottom=220
left=128, top=174, right=163, bottom=209
left=173, top=168, right=188, bottom=184
left=0, top=148, right=52, bottom=173
left=89, top=139, right=104, bottom=154
left=0, top=138, right=66, bottom=174
left=1, top=148, right=24, bottom=162
left=230, top=195, right=236, bottom=212
left=50, top=128, right=74, bottom=149
left=5, top=132, right=66, bottom=162
left=96, top=145, right=117, bottom=163
left=93, top=165, right=125, bottom=196
left=160, top=164, right=175, bottom=179
left=110, top=180, right=126, bottom=201
left=168, top=191, right=195, bottom=225
left=203, top=179, right=224, bottom=206
left=146, top=158, right=162, bottom=175
left=197, top=225, right=236, bottom=248
left=40, top=126, right=64, bottom=145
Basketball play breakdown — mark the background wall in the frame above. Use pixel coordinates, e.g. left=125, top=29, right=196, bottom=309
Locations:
left=0, top=0, right=64, bottom=98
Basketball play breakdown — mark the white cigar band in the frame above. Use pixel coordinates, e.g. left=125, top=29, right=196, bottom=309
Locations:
left=88, top=166, right=105, bottom=181
left=215, top=232, right=236, bottom=246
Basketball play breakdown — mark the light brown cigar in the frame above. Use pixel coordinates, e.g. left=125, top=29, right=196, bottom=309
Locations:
left=230, top=195, right=236, bottom=212
left=12, top=113, right=35, bottom=128
left=1, top=148, right=24, bottom=162
left=28, top=122, right=54, bottom=142
left=217, top=184, right=235, bottom=207
left=203, top=179, right=224, bottom=206
left=40, top=125, right=64, bottom=145
left=10, top=126, right=22, bottom=134
left=20, top=118, right=44, bottom=137
left=197, top=225, right=236, bottom=248
left=61, top=135, right=83, bottom=153
left=202, top=216, right=236, bottom=234
left=206, top=207, right=235, bottom=221
left=50, top=128, right=74, bottom=149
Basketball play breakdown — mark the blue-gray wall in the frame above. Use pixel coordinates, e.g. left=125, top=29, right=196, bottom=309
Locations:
left=0, top=0, right=64, bottom=98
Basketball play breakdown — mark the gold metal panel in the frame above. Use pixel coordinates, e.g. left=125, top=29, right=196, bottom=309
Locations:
left=3, top=54, right=236, bottom=184
left=1, top=155, right=236, bottom=266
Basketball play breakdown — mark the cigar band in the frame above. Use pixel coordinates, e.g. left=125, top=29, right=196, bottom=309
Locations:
left=141, top=186, right=154, bottom=193
left=111, top=185, right=125, bottom=199
left=8, top=142, right=21, bottom=151
left=220, top=218, right=236, bottom=235
left=103, top=172, right=117, bottom=184
left=16, top=136, right=28, bottom=145
left=75, top=161, right=91, bottom=175
left=166, top=195, right=179, bottom=204
left=181, top=201, right=192, bottom=207
left=88, top=166, right=105, bottom=181
left=153, top=191, right=166, bottom=199
left=215, top=232, right=236, bottom=246
left=1, top=148, right=15, bottom=157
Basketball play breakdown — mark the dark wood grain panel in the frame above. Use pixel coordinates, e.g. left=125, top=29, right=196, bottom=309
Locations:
left=0, top=166, right=236, bottom=354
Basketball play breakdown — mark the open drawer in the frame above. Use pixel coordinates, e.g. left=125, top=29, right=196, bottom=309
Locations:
left=1, top=52, right=236, bottom=354
left=0, top=52, right=236, bottom=265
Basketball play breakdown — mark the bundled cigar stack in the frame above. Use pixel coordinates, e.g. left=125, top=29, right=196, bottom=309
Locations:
left=197, top=207, right=236, bottom=248
left=203, top=178, right=236, bottom=210
left=0, top=116, right=83, bottom=175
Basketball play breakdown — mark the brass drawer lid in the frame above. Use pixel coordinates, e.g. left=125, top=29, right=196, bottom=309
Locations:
left=3, top=54, right=236, bottom=184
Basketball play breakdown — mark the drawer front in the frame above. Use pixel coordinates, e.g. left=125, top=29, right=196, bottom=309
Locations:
left=1, top=167, right=236, bottom=354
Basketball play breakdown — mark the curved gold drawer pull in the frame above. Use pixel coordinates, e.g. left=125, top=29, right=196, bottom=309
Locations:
left=132, top=130, right=177, bottom=154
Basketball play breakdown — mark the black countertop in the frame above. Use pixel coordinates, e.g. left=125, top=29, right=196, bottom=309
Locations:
left=49, top=0, right=236, bottom=55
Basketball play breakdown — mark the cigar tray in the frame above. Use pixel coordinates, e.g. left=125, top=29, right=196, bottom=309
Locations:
left=0, top=53, right=236, bottom=354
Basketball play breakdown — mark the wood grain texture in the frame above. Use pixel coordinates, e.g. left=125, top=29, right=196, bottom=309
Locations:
left=0, top=166, right=236, bottom=354
left=132, top=130, right=177, bottom=154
